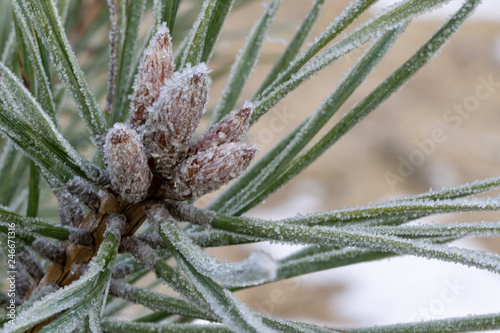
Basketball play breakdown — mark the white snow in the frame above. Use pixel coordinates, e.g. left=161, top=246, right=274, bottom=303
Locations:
left=329, top=237, right=500, bottom=329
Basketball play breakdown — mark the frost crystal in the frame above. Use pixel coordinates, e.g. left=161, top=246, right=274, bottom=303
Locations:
left=142, top=63, right=209, bottom=179
left=111, top=262, right=136, bottom=279
left=31, top=237, right=65, bottom=266
left=66, top=177, right=100, bottom=210
left=103, top=123, right=152, bottom=203
left=105, top=213, right=126, bottom=240
left=53, top=187, right=84, bottom=227
left=15, top=261, right=31, bottom=298
left=189, top=102, right=253, bottom=155
left=164, top=200, right=215, bottom=227
left=18, top=249, right=45, bottom=282
left=135, top=232, right=166, bottom=250
left=129, top=23, right=174, bottom=130
left=167, top=142, right=259, bottom=200
left=121, top=237, right=161, bottom=270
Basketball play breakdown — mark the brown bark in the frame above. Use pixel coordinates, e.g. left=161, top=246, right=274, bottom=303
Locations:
left=25, top=193, right=148, bottom=332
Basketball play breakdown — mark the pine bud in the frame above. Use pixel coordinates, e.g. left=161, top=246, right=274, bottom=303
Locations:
left=143, top=63, right=209, bottom=179
left=167, top=142, right=258, bottom=200
left=189, top=102, right=253, bottom=155
left=129, top=23, right=174, bottom=130
left=104, top=123, right=152, bottom=203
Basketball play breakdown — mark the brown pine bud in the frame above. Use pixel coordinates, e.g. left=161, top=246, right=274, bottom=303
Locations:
left=167, top=142, right=258, bottom=200
left=129, top=23, right=174, bottom=130
left=104, top=123, right=152, bottom=203
left=189, top=102, right=253, bottom=155
left=143, top=63, right=209, bottom=179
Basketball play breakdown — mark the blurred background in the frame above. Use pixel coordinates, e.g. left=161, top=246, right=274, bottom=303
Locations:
left=203, top=0, right=500, bottom=328
left=1, top=0, right=499, bottom=329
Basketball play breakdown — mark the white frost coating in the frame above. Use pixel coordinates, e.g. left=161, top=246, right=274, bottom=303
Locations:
left=284, top=196, right=500, bottom=226
left=129, top=22, right=174, bottom=130
left=23, top=0, right=107, bottom=141
left=4, top=229, right=119, bottom=333
left=224, top=216, right=500, bottom=275
left=135, top=232, right=166, bottom=249
left=105, top=0, right=119, bottom=115
left=150, top=205, right=277, bottom=287
left=190, top=102, right=253, bottom=155
left=357, top=221, right=500, bottom=238
left=230, top=0, right=480, bottom=215
left=18, top=249, right=45, bottom=281
left=258, top=0, right=371, bottom=99
left=105, top=214, right=126, bottom=240
left=0, top=140, right=16, bottom=172
left=14, top=261, right=32, bottom=299
left=142, top=63, right=209, bottom=179
left=31, top=237, right=65, bottom=265
left=398, top=175, right=500, bottom=202
left=66, top=177, right=100, bottom=210
left=0, top=62, right=100, bottom=181
left=174, top=250, right=273, bottom=333
left=121, top=237, right=161, bottom=270
left=220, top=29, right=403, bottom=214
left=179, top=0, right=216, bottom=67
left=1, top=28, right=16, bottom=64
left=266, top=36, right=288, bottom=45
left=306, top=0, right=453, bottom=74
left=53, top=187, right=84, bottom=227
left=164, top=200, right=216, bottom=227
left=88, top=297, right=105, bottom=333
left=168, top=142, right=259, bottom=200
left=211, top=0, right=282, bottom=123
left=111, top=262, right=136, bottom=279
left=10, top=0, right=58, bottom=122
left=103, top=123, right=152, bottom=203
left=254, top=0, right=454, bottom=120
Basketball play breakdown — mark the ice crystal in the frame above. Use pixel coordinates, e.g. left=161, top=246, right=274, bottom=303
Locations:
left=164, top=200, right=216, bottom=228
left=14, top=261, right=31, bottom=299
left=31, top=237, right=65, bottom=265
left=105, top=213, right=126, bottom=240
left=66, top=177, right=100, bottom=210
left=18, top=249, right=45, bottom=282
left=53, top=187, right=84, bottom=227
left=121, top=237, right=161, bottom=270
left=135, top=232, right=166, bottom=250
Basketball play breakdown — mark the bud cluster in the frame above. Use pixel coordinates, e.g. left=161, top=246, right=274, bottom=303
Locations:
left=103, top=24, right=258, bottom=203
